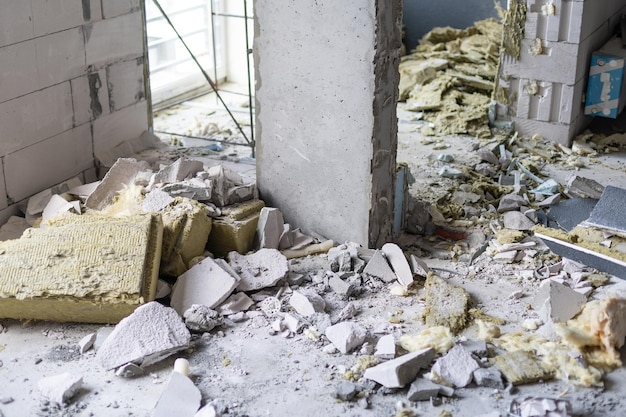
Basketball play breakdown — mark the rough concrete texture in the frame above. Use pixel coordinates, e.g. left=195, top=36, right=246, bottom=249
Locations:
left=183, top=305, right=222, bottom=333
left=363, top=348, right=436, bottom=388
left=431, top=344, right=480, bottom=388
left=96, top=302, right=191, bottom=370
left=205, top=199, right=264, bottom=257
left=362, top=249, right=396, bottom=282
left=37, top=373, right=83, bottom=404
left=255, top=0, right=400, bottom=248
left=289, top=289, right=325, bottom=317
left=422, top=273, right=470, bottom=334
left=324, top=321, right=367, bottom=354
left=381, top=243, right=414, bottom=286
left=229, top=248, right=289, bottom=292
left=533, top=279, right=588, bottom=323
left=170, top=257, right=238, bottom=315
left=152, top=371, right=201, bottom=417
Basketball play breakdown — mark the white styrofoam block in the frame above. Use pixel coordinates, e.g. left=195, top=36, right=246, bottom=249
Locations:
left=0, top=1, right=34, bottom=48
left=0, top=159, right=8, bottom=210
left=4, top=123, right=94, bottom=202
left=0, top=40, right=38, bottom=103
left=106, top=58, right=146, bottom=111
left=85, top=12, right=144, bottom=67
left=0, top=83, right=74, bottom=156
left=102, top=0, right=141, bottom=19
left=32, top=0, right=102, bottom=37
left=35, top=28, right=86, bottom=88
left=92, top=100, right=149, bottom=157
left=71, top=69, right=110, bottom=126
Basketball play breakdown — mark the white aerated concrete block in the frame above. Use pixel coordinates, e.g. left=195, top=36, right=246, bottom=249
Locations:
left=85, top=12, right=144, bottom=66
left=96, top=302, right=191, bottom=370
left=92, top=100, right=149, bottom=158
left=229, top=249, right=289, bottom=292
left=107, top=58, right=146, bottom=110
left=102, top=0, right=141, bottom=19
left=374, top=334, right=396, bottom=359
left=32, top=0, right=101, bottom=37
left=0, top=1, right=34, bottom=47
left=35, top=28, right=86, bottom=88
left=170, top=257, right=239, bottom=315
left=0, top=40, right=38, bottom=103
left=431, top=345, right=480, bottom=388
left=363, top=348, right=436, bottom=388
left=533, top=279, right=588, bottom=323
left=71, top=70, right=110, bottom=125
left=325, top=321, right=367, bottom=354
left=38, top=373, right=83, bottom=404
left=256, top=207, right=285, bottom=249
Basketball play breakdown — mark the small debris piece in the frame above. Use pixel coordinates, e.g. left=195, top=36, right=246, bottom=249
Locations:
left=363, top=249, right=397, bottom=283
left=0, top=397, right=13, bottom=404
left=85, top=158, right=150, bottom=210
left=229, top=249, right=289, bottom=291
left=328, top=274, right=354, bottom=297
left=115, top=363, right=144, bottom=378
left=174, top=358, right=190, bottom=376
left=584, top=186, right=626, bottom=234
left=183, top=305, right=222, bottom=332
left=382, top=243, right=414, bottom=286
left=152, top=371, right=201, bottom=417
left=37, top=373, right=83, bottom=404
left=289, top=290, right=325, bottom=317
left=363, top=348, right=436, bottom=388
left=96, top=302, right=191, bottom=370
left=217, top=292, right=254, bottom=315
left=473, top=367, right=504, bottom=389
left=431, top=345, right=480, bottom=388
left=154, top=157, right=203, bottom=183
left=533, top=280, right=587, bottom=323
left=170, top=257, right=238, bottom=315
left=498, top=193, right=526, bottom=213
left=325, top=322, right=367, bottom=354
left=375, top=334, right=396, bottom=359
left=422, top=274, right=470, bottom=334
left=143, top=189, right=176, bottom=212
left=566, top=175, right=604, bottom=199
left=409, top=254, right=430, bottom=277
left=0, top=216, right=30, bottom=241
left=503, top=211, right=535, bottom=231
left=510, top=397, right=572, bottom=417
left=256, top=207, right=285, bottom=249
left=78, top=333, right=96, bottom=354
left=493, top=351, right=554, bottom=385
left=281, top=239, right=334, bottom=259
left=406, top=378, right=442, bottom=401
left=194, top=404, right=218, bottom=417
left=438, top=166, right=464, bottom=179
left=335, top=381, right=359, bottom=402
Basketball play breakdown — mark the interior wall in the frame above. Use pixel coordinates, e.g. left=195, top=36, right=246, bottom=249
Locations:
left=403, top=0, right=507, bottom=50
left=0, top=0, right=151, bottom=224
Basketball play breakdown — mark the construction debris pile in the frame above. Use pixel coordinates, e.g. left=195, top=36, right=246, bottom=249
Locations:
left=399, top=17, right=503, bottom=138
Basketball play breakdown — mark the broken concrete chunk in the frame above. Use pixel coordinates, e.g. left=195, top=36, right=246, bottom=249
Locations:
left=143, top=189, right=176, bottom=212
left=256, top=207, right=284, bottom=249
left=229, top=249, right=289, bottom=292
left=533, top=280, right=587, bottom=324
left=363, top=348, right=435, bottom=388
left=410, top=254, right=430, bottom=277
left=38, top=373, right=83, bottom=404
left=431, top=345, right=479, bottom=388
left=503, top=211, right=536, bottom=231
left=422, top=274, right=470, bottom=334
left=473, top=367, right=504, bottom=389
left=170, top=257, right=238, bottom=315
left=289, top=290, right=325, bottom=317
left=566, top=175, right=604, bottom=199
left=325, top=321, right=367, bottom=354
left=183, top=304, right=222, bottom=333
left=86, top=158, right=150, bottom=210
left=477, top=148, right=499, bottom=164
left=381, top=243, right=414, bottom=286
left=406, top=378, right=442, bottom=401
left=459, top=340, right=487, bottom=357
left=154, top=157, right=204, bottom=184
left=375, top=334, right=396, bottom=359
left=96, top=302, right=191, bottom=370
left=152, top=371, right=201, bottom=417
left=362, top=249, right=396, bottom=283
left=334, top=381, right=359, bottom=402
left=439, top=166, right=464, bottom=179
left=328, top=274, right=355, bottom=297
left=493, top=351, right=554, bottom=385
left=78, top=333, right=96, bottom=354
left=115, top=363, right=144, bottom=378
left=217, top=292, right=254, bottom=315
left=206, top=199, right=265, bottom=257
left=497, top=193, right=526, bottom=213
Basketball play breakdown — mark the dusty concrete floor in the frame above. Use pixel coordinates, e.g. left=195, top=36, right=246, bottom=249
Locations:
left=2, top=95, right=626, bottom=417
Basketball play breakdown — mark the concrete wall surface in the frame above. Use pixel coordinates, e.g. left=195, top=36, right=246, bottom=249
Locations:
left=255, top=0, right=401, bottom=248
left=0, top=0, right=150, bottom=224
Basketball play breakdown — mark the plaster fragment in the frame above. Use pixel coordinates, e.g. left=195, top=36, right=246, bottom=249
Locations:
left=229, top=249, right=289, bottom=291
left=431, top=345, right=479, bottom=388
left=363, top=348, right=435, bottom=388
left=38, top=373, right=83, bottom=404
left=325, top=321, right=366, bottom=354
left=381, top=243, right=413, bottom=286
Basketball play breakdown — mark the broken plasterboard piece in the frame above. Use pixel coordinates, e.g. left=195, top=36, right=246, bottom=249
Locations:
left=170, top=257, right=239, bottom=315
left=431, top=344, right=480, bottom=388
left=229, top=248, right=289, bottom=292
left=289, top=289, right=326, bottom=317
left=86, top=158, right=151, bottom=211
left=374, top=334, right=396, bottom=359
left=0, top=213, right=163, bottom=323
left=325, top=321, right=367, bottom=354
left=381, top=243, right=414, bottom=286
left=38, top=373, right=83, bottom=404
left=582, top=186, right=626, bottom=236
left=154, top=157, right=204, bottom=184
left=363, top=348, right=436, bottom=388
left=151, top=371, right=201, bottom=417
left=96, top=302, right=191, bottom=370
left=362, top=250, right=396, bottom=283
left=256, top=207, right=285, bottom=249
left=533, top=280, right=587, bottom=323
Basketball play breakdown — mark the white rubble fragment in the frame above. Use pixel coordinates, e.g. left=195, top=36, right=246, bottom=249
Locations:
left=218, top=292, right=254, bottom=315
left=325, top=322, right=367, bottom=354
left=40, top=194, right=77, bottom=228
left=497, top=193, right=526, bottom=213
left=511, top=397, right=572, bottom=417
left=503, top=211, right=536, bottom=231
left=363, top=348, right=436, bottom=388
left=409, top=254, right=430, bottom=277
left=155, top=280, right=172, bottom=299
left=143, top=189, right=176, bottom=212
left=328, top=274, right=354, bottom=296
left=170, top=257, right=239, bottom=315
left=85, top=158, right=150, bottom=210
left=96, top=302, right=191, bottom=370
left=194, top=404, right=218, bottom=417
left=155, top=158, right=204, bottom=184
left=256, top=207, right=285, bottom=249
left=283, top=313, right=300, bottom=333
left=362, top=249, right=396, bottom=283
left=115, top=363, right=144, bottom=378
left=78, top=333, right=96, bottom=354
left=334, top=302, right=358, bottom=323
left=229, top=249, right=289, bottom=292
left=431, top=345, right=480, bottom=388
left=473, top=367, right=504, bottom=389
left=68, top=181, right=100, bottom=200
left=0, top=216, right=30, bottom=241
left=26, top=177, right=82, bottom=225
left=533, top=280, right=588, bottom=323
left=38, top=373, right=83, bottom=404
left=493, top=250, right=518, bottom=263
left=406, top=378, right=441, bottom=401
left=289, top=290, right=325, bottom=317
left=375, top=334, right=396, bottom=359
left=183, top=305, right=222, bottom=332
left=152, top=371, right=201, bottom=417
left=381, top=243, right=414, bottom=286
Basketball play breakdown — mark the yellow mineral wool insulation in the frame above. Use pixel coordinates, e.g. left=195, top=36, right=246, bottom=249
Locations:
left=0, top=213, right=163, bottom=324
left=476, top=319, right=501, bottom=342
left=398, top=326, right=455, bottom=354
left=556, top=297, right=626, bottom=370
left=422, top=273, right=470, bottom=334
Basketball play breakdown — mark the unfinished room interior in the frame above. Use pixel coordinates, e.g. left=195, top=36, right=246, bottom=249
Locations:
left=4, top=0, right=626, bottom=415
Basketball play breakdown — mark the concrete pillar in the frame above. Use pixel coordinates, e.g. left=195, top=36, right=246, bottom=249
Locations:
left=254, top=0, right=402, bottom=248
